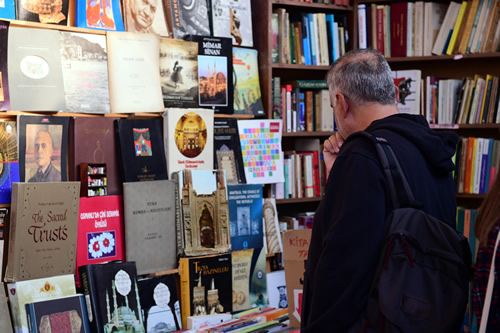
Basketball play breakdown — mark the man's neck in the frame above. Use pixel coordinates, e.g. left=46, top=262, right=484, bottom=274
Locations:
left=353, top=103, right=399, bottom=132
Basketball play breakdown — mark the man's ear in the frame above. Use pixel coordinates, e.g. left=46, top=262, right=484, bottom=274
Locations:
left=394, top=85, right=400, bottom=103
left=336, top=92, right=348, bottom=118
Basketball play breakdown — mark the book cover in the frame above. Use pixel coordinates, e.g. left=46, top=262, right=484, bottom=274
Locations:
left=164, top=0, right=210, bottom=40
left=0, top=0, right=14, bottom=19
left=115, top=118, right=168, bottom=182
left=123, top=180, right=177, bottom=275
left=76, top=195, right=124, bottom=287
left=227, top=184, right=263, bottom=250
left=138, top=274, right=182, bottom=332
left=0, top=121, right=20, bottom=204
left=214, top=118, right=246, bottom=185
left=185, top=35, right=233, bottom=114
left=79, top=261, right=145, bottom=333
left=163, top=108, right=214, bottom=175
left=392, top=69, right=422, bottom=115
left=159, top=38, right=199, bottom=109
left=263, top=198, right=283, bottom=254
left=25, top=294, right=91, bottom=333
left=69, top=117, right=121, bottom=195
left=179, top=253, right=232, bottom=328
left=7, top=274, right=76, bottom=333
left=106, top=31, right=164, bottom=113
left=211, top=0, right=254, bottom=47
left=16, top=0, right=69, bottom=25
left=233, top=47, right=265, bottom=116
left=5, top=182, right=80, bottom=282
left=266, top=270, right=287, bottom=309
left=0, top=282, right=13, bottom=332
left=8, top=27, right=66, bottom=112
left=75, top=0, right=125, bottom=31
left=59, top=32, right=111, bottom=114
left=17, top=115, right=69, bottom=183
left=124, top=0, right=170, bottom=36
left=0, top=21, right=11, bottom=111
left=173, top=169, right=231, bottom=257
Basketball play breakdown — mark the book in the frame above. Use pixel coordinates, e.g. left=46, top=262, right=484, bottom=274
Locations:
left=165, top=0, right=211, bottom=39
left=446, top=0, right=468, bottom=55
left=0, top=0, right=15, bottom=19
left=25, top=294, right=91, bottom=333
left=76, top=195, right=124, bottom=287
left=7, top=274, right=76, bottom=333
left=106, top=31, right=164, bottom=113
left=163, top=108, right=214, bottom=176
left=75, top=0, right=125, bottom=31
left=124, top=0, right=171, bottom=36
left=69, top=117, right=121, bottom=195
left=5, top=182, right=80, bottom=283
left=266, top=270, right=287, bottom=309
left=185, top=35, right=233, bottom=114
left=115, top=118, right=168, bottom=182
left=123, top=180, right=178, bottom=275
left=233, top=47, right=265, bottom=116
left=214, top=118, right=247, bottom=185
left=211, top=0, right=254, bottom=47
left=16, top=0, right=69, bottom=25
left=173, top=169, right=231, bottom=257
left=79, top=261, right=145, bottom=333
left=159, top=38, right=199, bottom=109
left=0, top=121, right=20, bottom=204
left=457, top=0, right=481, bottom=54
left=179, top=253, right=232, bottom=328
left=263, top=198, right=283, bottom=254
left=0, top=21, right=11, bottom=111
left=138, top=273, right=182, bottom=332
left=59, top=31, right=111, bottom=114
left=17, top=115, right=69, bottom=183
left=8, top=27, right=66, bottom=112
left=392, top=69, right=422, bottom=115
left=187, top=313, right=232, bottom=330
left=227, top=184, right=263, bottom=250
left=432, top=1, right=462, bottom=55
left=0, top=283, right=13, bottom=333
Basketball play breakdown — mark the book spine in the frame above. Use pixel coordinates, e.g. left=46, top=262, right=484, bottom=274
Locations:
left=179, top=258, right=191, bottom=329
left=171, top=172, right=184, bottom=257
left=25, top=303, right=36, bottom=333
left=79, top=265, right=101, bottom=333
left=5, top=184, right=19, bottom=282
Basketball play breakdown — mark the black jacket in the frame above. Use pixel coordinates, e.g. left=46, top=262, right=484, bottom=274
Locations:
left=301, top=114, right=458, bottom=332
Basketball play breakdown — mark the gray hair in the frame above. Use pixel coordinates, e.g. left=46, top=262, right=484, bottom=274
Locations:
left=325, top=48, right=396, bottom=105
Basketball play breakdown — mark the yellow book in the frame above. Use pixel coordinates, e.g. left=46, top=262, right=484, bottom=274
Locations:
left=447, top=1, right=469, bottom=54
left=458, top=0, right=481, bottom=54
left=469, top=137, right=478, bottom=193
left=478, top=74, right=494, bottom=123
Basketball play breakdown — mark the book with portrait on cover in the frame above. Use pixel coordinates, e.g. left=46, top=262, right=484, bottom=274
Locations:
left=124, top=0, right=170, bottom=36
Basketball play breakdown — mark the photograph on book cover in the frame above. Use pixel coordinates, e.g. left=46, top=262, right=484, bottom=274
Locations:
left=233, top=47, right=264, bottom=116
left=0, top=21, right=11, bottom=111
left=211, top=0, right=253, bottom=47
left=124, top=0, right=170, bottom=36
left=0, top=122, right=20, bottom=204
left=237, top=120, right=284, bottom=184
left=17, top=0, right=69, bottom=25
left=198, top=55, right=228, bottom=107
left=77, top=0, right=125, bottom=31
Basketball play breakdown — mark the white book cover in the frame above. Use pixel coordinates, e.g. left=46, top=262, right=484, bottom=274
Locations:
left=211, top=0, right=254, bottom=47
left=393, top=69, right=422, bottom=115
left=106, top=31, right=164, bottom=113
left=407, top=2, right=414, bottom=56
left=358, top=4, right=368, bottom=48
left=163, top=108, right=214, bottom=177
left=263, top=198, right=283, bottom=255
left=266, top=270, right=287, bottom=309
left=424, top=2, right=450, bottom=56
left=473, top=137, right=484, bottom=194
left=414, top=1, right=425, bottom=56
left=432, top=1, right=461, bottom=55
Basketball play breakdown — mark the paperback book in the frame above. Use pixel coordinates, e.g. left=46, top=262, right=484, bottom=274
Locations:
left=124, top=0, right=170, bottom=36
left=0, top=283, right=13, bottom=332
left=211, top=0, right=254, bottom=47
left=16, top=0, right=69, bottom=25
left=0, top=0, right=15, bottom=19
left=165, top=0, right=210, bottom=39
left=0, top=121, right=20, bottom=204
left=233, top=47, right=265, bottom=116
left=75, top=0, right=125, bottom=31
left=214, top=118, right=246, bottom=185
left=0, top=21, right=11, bottom=110
left=392, top=69, right=422, bottom=115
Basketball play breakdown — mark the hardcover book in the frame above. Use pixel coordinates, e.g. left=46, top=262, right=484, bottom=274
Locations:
left=214, top=118, right=246, bottom=185
left=227, top=184, right=263, bottom=250
left=106, top=31, right=164, bottom=113
left=172, top=169, right=231, bottom=257
left=5, top=182, right=80, bottom=282
left=392, top=69, right=422, bottom=115
left=124, top=0, right=170, bottom=36
left=76, top=195, right=124, bottom=287
left=179, top=253, right=232, bottom=328
left=0, top=0, right=15, bottom=19
left=59, top=32, right=111, bottom=114
left=115, top=118, right=168, bottom=182
left=123, top=180, right=177, bottom=275
left=7, top=274, right=76, bottom=333
left=25, top=294, right=91, bottom=333
left=0, top=121, right=20, bottom=204
left=0, top=282, right=13, bottom=332
left=17, top=115, right=69, bottom=183
left=75, top=0, right=125, bottom=31
left=263, top=198, right=283, bottom=254
left=16, top=0, right=69, bottom=25
left=164, top=0, right=210, bottom=39
left=163, top=108, right=214, bottom=175
left=266, top=270, right=287, bottom=309
left=138, top=274, right=182, bottom=332
left=79, top=261, right=145, bottom=333
left=185, top=35, right=233, bottom=114
left=232, top=47, right=265, bottom=116
left=159, top=38, right=199, bottom=108
left=0, top=21, right=11, bottom=110
left=69, top=117, right=121, bottom=195
left=8, top=27, right=66, bottom=112
left=211, top=0, right=254, bottom=47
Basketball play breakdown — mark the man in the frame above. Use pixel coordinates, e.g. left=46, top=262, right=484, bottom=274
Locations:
left=28, top=130, right=61, bottom=182
left=127, top=0, right=158, bottom=33
left=300, top=49, right=460, bottom=331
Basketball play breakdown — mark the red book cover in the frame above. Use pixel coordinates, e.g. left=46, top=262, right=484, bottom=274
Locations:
left=75, top=195, right=124, bottom=287
left=297, top=151, right=320, bottom=197
left=390, top=2, right=408, bottom=57
left=376, top=6, right=385, bottom=54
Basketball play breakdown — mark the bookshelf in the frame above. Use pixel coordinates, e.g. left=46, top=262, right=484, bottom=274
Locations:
left=80, top=163, right=107, bottom=197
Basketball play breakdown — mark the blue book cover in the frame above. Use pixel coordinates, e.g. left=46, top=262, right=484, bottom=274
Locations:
left=75, top=0, right=125, bottom=31
left=484, top=138, right=494, bottom=193
left=306, top=13, right=317, bottom=66
left=325, top=14, right=336, bottom=63
left=0, top=121, right=19, bottom=204
left=0, top=0, right=14, bottom=21
left=228, top=184, right=263, bottom=250
left=301, top=14, right=311, bottom=65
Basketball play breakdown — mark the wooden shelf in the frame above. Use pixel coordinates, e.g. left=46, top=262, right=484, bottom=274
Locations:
left=272, top=0, right=353, bottom=11
left=272, top=63, right=331, bottom=70
left=282, top=131, right=334, bottom=137
left=387, top=52, right=500, bottom=63
left=5, top=19, right=106, bottom=35
left=456, top=193, right=487, bottom=200
left=276, top=196, right=322, bottom=204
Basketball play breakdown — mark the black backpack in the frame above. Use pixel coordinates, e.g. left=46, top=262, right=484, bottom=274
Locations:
left=349, top=132, right=472, bottom=333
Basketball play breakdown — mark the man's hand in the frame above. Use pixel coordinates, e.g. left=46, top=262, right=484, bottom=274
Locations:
left=323, top=132, right=344, bottom=179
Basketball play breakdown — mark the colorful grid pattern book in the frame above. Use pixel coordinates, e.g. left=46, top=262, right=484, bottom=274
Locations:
left=237, top=120, right=284, bottom=184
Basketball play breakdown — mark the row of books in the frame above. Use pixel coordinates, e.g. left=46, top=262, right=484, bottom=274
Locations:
left=271, top=9, right=348, bottom=66
left=358, top=0, right=500, bottom=57
left=455, top=137, right=500, bottom=195
left=0, top=22, right=265, bottom=116
left=287, top=0, right=349, bottom=6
